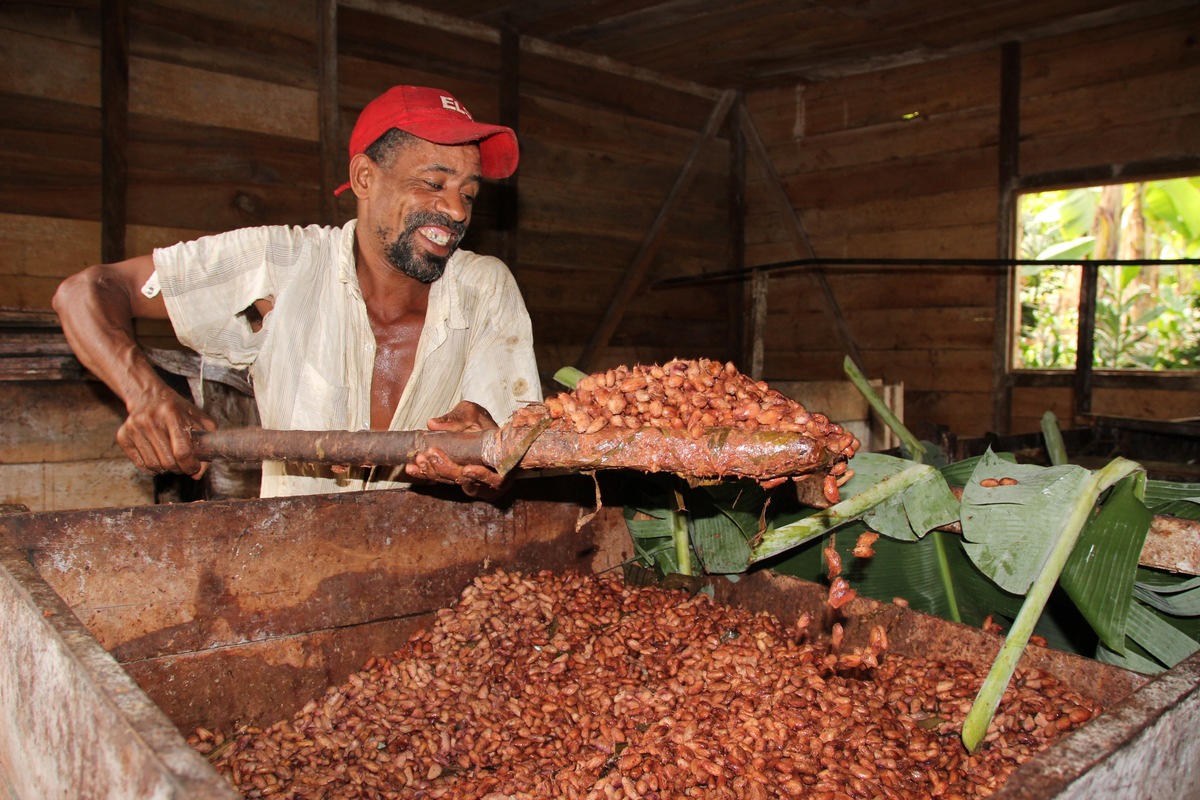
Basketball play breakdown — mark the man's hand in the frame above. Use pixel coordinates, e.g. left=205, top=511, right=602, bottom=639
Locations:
left=118, top=391, right=218, bottom=477
left=404, top=400, right=507, bottom=498
left=53, top=255, right=221, bottom=477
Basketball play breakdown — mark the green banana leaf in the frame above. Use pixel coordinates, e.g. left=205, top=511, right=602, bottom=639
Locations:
left=623, top=507, right=680, bottom=575
left=614, top=441, right=1193, bottom=678
left=960, top=450, right=1093, bottom=594
left=857, top=458, right=960, bottom=542
left=1133, top=569, right=1200, bottom=639
left=1134, top=582, right=1200, bottom=616
left=1058, top=476, right=1151, bottom=653
left=621, top=474, right=691, bottom=576
left=939, top=452, right=1017, bottom=485
left=751, top=455, right=956, bottom=561
left=1143, top=479, right=1200, bottom=519
left=1096, top=640, right=1166, bottom=674
left=1125, top=601, right=1200, bottom=668
left=688, top=481, right=769, bottom=574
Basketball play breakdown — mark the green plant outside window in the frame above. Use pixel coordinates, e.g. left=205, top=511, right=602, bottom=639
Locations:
left=1015, top=178, right=1200, bottom=371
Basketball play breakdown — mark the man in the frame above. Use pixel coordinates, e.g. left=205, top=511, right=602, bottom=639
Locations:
left=53, top=85, right=541, bottom=498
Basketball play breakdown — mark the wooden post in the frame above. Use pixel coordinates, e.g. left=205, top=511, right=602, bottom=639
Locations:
left=992, top=41, right=1021, bottom=436
left=499, top=17, right=521, bottom=269
left=1075, top=264, right=1098, bottom=418
left=318, top=0, right=339, bottom=225
left=100, top=0, right=128, bottom=264
left=749, top=270, right=768, bottom=380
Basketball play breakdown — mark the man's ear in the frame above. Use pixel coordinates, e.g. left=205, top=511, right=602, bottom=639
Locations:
left=348, top=153, right=375, bottom=199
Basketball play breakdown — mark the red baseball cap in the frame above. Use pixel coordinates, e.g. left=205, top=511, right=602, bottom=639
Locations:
left=334, top=85, right=519, bottom=195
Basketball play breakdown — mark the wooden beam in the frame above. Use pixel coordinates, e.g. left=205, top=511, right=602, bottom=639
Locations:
left=1017, top=156, right=1200, bottom=193
left=1013, top=370, right=1200, bottom=391
left=766, top=0, right=1198, bottom=82
left=749, top=271, right=767, bottom=381
left=499, top=16, right=520, bottom=268
left=337, top=0, right=721, bottom=101
left=339, top=0, right=498, bottom=42
left=992, top=41, right=1020, bottom=436
left=100, top=0, right=128, bottom=264
left=1075, top=263, right=1099, bottom=418
left=318, top=0, right=339, bottom=225
left=739, top=113, right=865, bottom=370
left=578, top=90, right=736, bottom=372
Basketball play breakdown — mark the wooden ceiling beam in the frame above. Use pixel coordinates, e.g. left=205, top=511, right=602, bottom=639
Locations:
left=337, top=0, right=722, bottom=100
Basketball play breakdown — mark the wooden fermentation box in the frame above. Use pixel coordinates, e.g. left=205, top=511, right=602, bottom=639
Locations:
left=2, top=480, right=1199, bottom=799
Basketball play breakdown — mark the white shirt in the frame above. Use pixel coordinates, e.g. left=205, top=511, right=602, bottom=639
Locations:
left=153, top=221, right=541, bottom=497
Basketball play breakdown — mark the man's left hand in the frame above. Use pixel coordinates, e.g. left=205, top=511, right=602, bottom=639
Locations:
left=404, top=400, right=507, bottom=498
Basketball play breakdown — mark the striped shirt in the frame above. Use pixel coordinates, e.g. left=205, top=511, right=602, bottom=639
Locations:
left=154, top=221, right=541, bottom=497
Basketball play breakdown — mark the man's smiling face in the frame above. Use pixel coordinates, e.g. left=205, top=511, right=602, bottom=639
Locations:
left=367, top=137, right=482, bottom=283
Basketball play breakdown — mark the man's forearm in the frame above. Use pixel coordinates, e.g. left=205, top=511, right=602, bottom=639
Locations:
left=53, top=265, right=176, bottom=411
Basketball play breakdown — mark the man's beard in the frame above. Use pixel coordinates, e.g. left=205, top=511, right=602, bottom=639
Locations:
left=382, top=212, right=467, bottom=284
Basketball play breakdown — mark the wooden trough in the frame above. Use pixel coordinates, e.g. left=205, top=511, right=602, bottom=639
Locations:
left=2, top=479, right=1199, bottom=799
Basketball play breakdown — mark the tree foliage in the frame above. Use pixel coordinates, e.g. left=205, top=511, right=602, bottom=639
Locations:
left=1016, top=177, right=1200, bottom=370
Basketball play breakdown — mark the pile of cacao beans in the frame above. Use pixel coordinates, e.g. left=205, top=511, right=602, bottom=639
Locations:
left=193, top=570, right=1098, bottom=800
left=511, top=358, right=859, bottom=460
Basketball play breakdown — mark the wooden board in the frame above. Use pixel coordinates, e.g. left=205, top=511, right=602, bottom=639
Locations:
left=795, top=49, right=1000, bottom=138
left=130, top=0, right=318, bottom=89
left=0, top=27, right=101, bottom=107
left=1021, top=111, right=1200, bottom=178
left=129, top=57, right=318, bottom=141
left=0, top=380, right=127, bottom=462
left=0, top=378, right=157, bottom=511
left=781, top=147, right=999, bottom=210
left=0, top=536, right=235, bottom=799
left=0, top=459, right=155, bottom=514
left=2, top=485, right=629, bottom=735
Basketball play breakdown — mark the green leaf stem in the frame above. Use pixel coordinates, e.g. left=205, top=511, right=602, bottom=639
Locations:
left=843, top=356, right=925, bottom=461
left=752, top=457, right=946, bottom=562
left=961, top=457, right=1143, bottom=753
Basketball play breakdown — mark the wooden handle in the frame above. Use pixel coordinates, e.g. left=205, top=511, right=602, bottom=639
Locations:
left=192, top=428, right=497, bottom=468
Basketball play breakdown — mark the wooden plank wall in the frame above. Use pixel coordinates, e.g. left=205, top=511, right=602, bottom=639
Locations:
left=0, top=380, right=155, bottom=510
left=0, top=1, right=734, bottom=509
left=745, top=7, right=1200, bottom=439
left=0, top=1, right=735, bottom=374
left=0, top=1, right=736, bottom=366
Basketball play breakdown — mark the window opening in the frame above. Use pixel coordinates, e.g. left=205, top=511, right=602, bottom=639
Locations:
left=1015, top=177, right=1200, bottom=371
